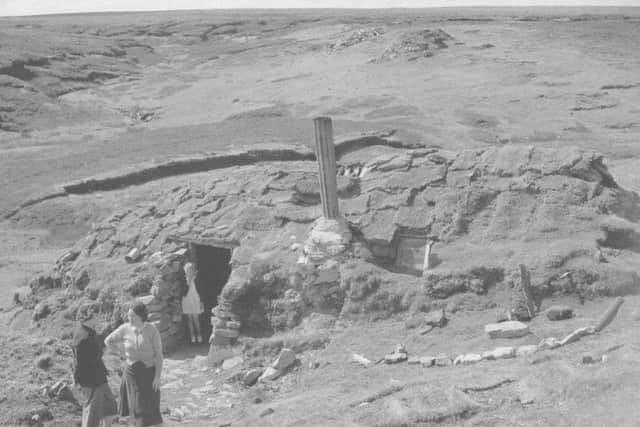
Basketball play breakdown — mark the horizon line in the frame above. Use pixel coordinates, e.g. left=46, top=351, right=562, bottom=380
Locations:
left=2, top=4, right=639, bottom=19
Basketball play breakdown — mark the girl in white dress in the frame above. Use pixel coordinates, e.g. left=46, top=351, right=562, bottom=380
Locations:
left=182, top=262, right=203, bottom=343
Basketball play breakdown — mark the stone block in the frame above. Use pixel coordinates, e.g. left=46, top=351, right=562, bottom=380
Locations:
left=209, top=334, right=232, bottom=346
left=272, top=348, right=296, bottom=371
left=407, top=356, right=420, bottom=365
left=243, top=368, right=263, bottom=386
left=481, top=347, right=515, bottom=361
left=538, top=337, right=561, bottom=350
left=545, top=306, right=574, bottom=321
left=485, top=321, right=530, bottom=339
left=420, top=356, right=436, bottom=367
left=454, top=353, right=482, bottom=365
left=222, top=356, right=243, bottom=370
left=384, top=352, right=408, bottom=364
left=259, top=367, right=282, bottom=382
left=434, top=355, right=452, bottom=367
left=226, top=320, right=241, bottom=330
left=214, top=328, right=240, bottom=339
left=515, top=345, right=538, bottom=357
left=315, top=260, right=340, bottom=284
left=136, top=295, right=156, bottom=305
left=207, top=348, right=234, bottom=367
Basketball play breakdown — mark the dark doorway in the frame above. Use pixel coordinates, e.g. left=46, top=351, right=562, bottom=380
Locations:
left=192, top=244, right=232, bottom=341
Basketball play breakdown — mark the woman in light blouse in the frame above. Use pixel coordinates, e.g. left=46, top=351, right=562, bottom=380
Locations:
left=105, top=302, right=163, bottom=427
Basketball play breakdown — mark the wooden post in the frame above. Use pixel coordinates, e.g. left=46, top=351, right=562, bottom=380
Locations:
left=313, top=117, right=339, bottom=219
left=423, top=240, right=434, bottom=271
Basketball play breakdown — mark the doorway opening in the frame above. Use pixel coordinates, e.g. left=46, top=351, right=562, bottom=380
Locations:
left=190, top=243, right=232, bottom=342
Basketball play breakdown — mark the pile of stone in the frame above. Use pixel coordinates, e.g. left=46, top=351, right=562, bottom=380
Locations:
left=241, top=348, right=297, bottom=386
left=327, top=27, right=384, bottom=52
left=384, top=344, right=408, bottom=364
left=133, top=250, right=190, bottom=352
left=210, top=304, right=242, bottom=346
left=373, top=29, right=454, bottom=62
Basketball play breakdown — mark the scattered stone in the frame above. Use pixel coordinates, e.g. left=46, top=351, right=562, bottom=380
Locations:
left=515, top=345, right=538, bottom=357
left=384, top=344, right=409, bottom=364
left=482, top=347, right=516, bottom=361
left=210, top=334, right=232, bottom=346
left=352, top=353, right=372, bottom=367
left=222, top=356, right=243, bottom=370
left=35, top=354, right=52, bottom=369
left=259, top=367, right=282, bottom=382
left=242, top=368, right=263, bottom=386
left=260, top=408, right=275, bottom=417
left=384, top=352, right=408, bottom=364
left=559, top=326, right=595, bottom=346
left=226, top=320, right=241, bottom=329
left=13, top=286, right=31, bottom=305
left=394, top=344, right=407, bottom=354
left=546, top=306, right=574, bottom=321
left=485, top=321, right=530, bottom=339
left=315, top=260, right=340, bottom=283
left=454, top=353, right=482, bottom=365
left=125, top=248, right=142, bottom=263
left=434, top=355, right=452, bottom=367
left=215, top=328, right=240, bottom=339
left=537, top=337, right=561, bottom=350
left=33, top=302, right=51, bottom=321
left=420, top=356, right=436, bottom=367
left=405, top=309, right=447, bottom=330
left=582, top=353, right=602, bottom=364
left=272, top=348, right=296, bottom=371
left=207, top=349, right=233, bottom=367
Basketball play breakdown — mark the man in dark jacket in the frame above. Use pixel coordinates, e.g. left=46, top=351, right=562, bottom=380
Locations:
left=72, top=323, right=118, bottom=427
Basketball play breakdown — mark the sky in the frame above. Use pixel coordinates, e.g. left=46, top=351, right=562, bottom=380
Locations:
left=0, top=0, right=638, bottom=17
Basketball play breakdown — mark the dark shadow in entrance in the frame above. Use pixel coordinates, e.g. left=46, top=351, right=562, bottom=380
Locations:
left=192, top=244, right=232, bottom=341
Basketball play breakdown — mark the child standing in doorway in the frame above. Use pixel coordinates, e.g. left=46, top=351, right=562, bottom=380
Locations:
left=182, top=262, right=204, bottom=343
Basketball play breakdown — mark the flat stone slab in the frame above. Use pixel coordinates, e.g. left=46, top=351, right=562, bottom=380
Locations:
left=485, top=321, right=530, bottom=339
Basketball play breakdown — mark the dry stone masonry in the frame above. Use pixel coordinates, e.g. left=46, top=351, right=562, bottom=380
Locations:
left=23, top=138, right=640, bottom=362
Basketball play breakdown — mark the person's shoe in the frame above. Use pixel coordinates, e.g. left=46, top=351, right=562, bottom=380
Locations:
left=191, top=336, right=196, bottom=344
left=197, top=335, right=203, bottom=343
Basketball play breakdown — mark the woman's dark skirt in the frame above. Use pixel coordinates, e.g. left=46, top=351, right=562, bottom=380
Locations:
left=119, top=361, right=163, bottom=427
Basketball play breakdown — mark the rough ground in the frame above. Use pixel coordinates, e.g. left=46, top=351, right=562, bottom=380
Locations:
left=1, top=7, right=640, bottom=427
